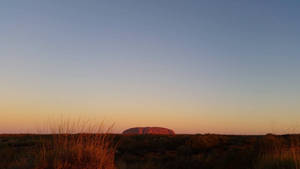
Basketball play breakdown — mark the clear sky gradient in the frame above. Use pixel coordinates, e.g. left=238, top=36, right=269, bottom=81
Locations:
left=1, top=1, right=300, bottom=134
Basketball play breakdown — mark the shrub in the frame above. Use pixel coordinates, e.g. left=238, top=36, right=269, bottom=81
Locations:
left=256, top=135, right=300, bottom=169
left=34, top=119, right=116, bottom=169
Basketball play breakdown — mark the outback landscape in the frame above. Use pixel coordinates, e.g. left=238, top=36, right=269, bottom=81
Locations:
left=3, top=120, right=299, bottom=169
left=1, top=128, right=300, bottom=169
left=1, top=1, right=300, bottom=169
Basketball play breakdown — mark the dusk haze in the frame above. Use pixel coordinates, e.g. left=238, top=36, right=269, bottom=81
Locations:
left=1, top=1, right=300, bottom=135
left=2, top=1, right=300, bottom=169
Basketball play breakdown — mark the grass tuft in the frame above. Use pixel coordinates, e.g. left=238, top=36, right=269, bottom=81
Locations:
left=34, top=118, right=116, bottom=169
left=256, top=135, right=300, bottom=169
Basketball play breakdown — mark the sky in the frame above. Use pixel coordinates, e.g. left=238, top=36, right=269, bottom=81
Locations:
left=0, top=0, right=300, bottom=134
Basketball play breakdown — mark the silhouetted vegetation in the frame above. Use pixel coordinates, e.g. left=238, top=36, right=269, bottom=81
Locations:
left=0, top=118, right=116, bottom=169
left=1, top=134, right=300, bottom=169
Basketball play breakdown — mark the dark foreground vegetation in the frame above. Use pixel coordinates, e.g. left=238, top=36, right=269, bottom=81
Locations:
left=1, top=134, right=300, bottom=169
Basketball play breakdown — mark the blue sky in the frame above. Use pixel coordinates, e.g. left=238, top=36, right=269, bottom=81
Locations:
left=0, top=1, right=300, bottom=134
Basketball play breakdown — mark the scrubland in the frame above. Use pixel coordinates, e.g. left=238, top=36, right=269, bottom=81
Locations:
left=1, top=133, right=300, bottom=169
left=0, top=118, right=299, bottom=169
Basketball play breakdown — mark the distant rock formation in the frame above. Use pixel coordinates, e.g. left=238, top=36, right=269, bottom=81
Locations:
left=122, top=127, right=175, bottom=135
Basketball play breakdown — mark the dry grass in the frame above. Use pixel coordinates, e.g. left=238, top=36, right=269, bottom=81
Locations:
left=34, top=118, right=116, bottom=169
left=256, top=135, right=300, bottom=169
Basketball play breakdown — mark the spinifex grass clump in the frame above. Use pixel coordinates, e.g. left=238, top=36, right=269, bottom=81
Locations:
left=256, top=135, right=300, bottom=169
left=35, top=119, right=116, bottom=169
left=257, top=149, right=300, bottom=169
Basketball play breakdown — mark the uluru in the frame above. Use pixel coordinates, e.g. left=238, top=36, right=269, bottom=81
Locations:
left=122, top=127, right=175, bottom=135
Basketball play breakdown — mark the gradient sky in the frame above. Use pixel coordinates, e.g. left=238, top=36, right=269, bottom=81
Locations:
left=1, top=1, right=300, bottom=134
